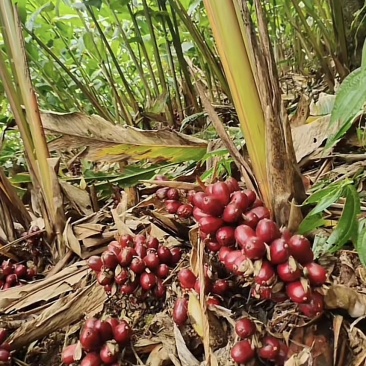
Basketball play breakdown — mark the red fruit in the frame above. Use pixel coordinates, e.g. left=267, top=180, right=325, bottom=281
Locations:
left=192, top=207, right=210, bottom=221
left=114, top=267, right=129, bottom=285
left=286, top=281, right=310, bottom=303
left=249, top=206, right=270, bottom=220
left=120, top=279, right=139, bottom=295
left=157, top=246, right=173, bottom=264
left=166, top=188, right=179, bottom=200
left=218, top=246, right=233, bottom=263
left=118, top=234, right=133, bottom=247
left=187, top=190, right=196, bottom=204
left=281, top=228, right=293, bottom=242
left=225, top=177, right=240, bottom=193
left=133, top=234, right=146, bottom=245
left=0, top=328, right=7, bottom=344
left=304, top=262, right=327, bottom=286
left=231, top=340, right=255, bottom=364
left=235, top=225, right=256, bottom=249
left=101, top=251, right=119, bottom=270
left=198, top=216, right=224, bottom=235
left=84, top=317, right=98, bottom=329
left=106, top=318, right=120, bottom=330
left=235, top=318, right=256, bottom=339
left=242, top=211, right=259, bottom=229
left=80, top=327, right=102, bottom=351
left=205, top=241, right=222, bottom=252
left=130, top=257, right=146, bottom=274
left=229, top=191, right=249, bottom=211
left=118, top=247, right=136, bottom=267
left=269, top=238, right=290, bottom=264
left=212, top=181, right=231, bottom=205
left=194, top=277, right=211, bottom=294
left=275, top=342, right=289, bottom=365
left=233, top=254, right=251, bottom=275
left=287, top=235, right=314, bottom=264
left=108, top=241, right=122, bottom=257
left=192, top=192, right=206, bottom=208
left=298, top=291, right=324, bottom=318
left=140, top=272, right=157, bottom=291
left=80, top=352, right=102, bottom=366
left=254, top=261, right=276, bottom=286
left=200, top=195, right=225, bottom=216
left=156, top=187, right=169, bottom=200
left=258, top=337, right=280, bottom=361
left=173, top=298, right=188, bottom=326
left=134, top=242, right=147, bottom=258
left=26, top=265, right=37, bottom=279
left=277, top=259, right=302, bottom=282
left=97, top=270, right=114, bottom=286
left=113, top=320, right=132, bottom=345
left=143, top=251, right=160, bottom=270
left=178, top=269, right=197, bottom=289
left=242, top=237, right=266, bottom=260
left=253, top=286, right=272, bottom=300
left=1, top=261, right=13, bottom=276
left=6, top=274, right=17, bottom=286
left=156, top=263, right=170, bottom=278
left=256, top=219, right=281, bottom=243
left=205, top=184, right=214, bottom=195
left=223, top=250, right=242, bottom=272
left=212, top=279, right=230, bottom=295
left=100, top=341, right=119, bottom=364
left=165, top=200, right=182, bottom=214
left=170, top=248, right=182, bottom=264
left=207, top=296, right=221, bottom=307
left=243, top=189, right=256, bottom=206
left=251, top=198, right=264, bottom=208
left=14, top=264, right=27, bottom=279
left=153, top=278, right=167, bottom=298
left=177, top=204, right=193, bottom=219
left=222, top=203, right=243, bottom=224
left=95, top=320, right=114, bottom=342
left=215, top=226, right=235, bottom=247
left=146, top=236, right=159, bottom=250
left=104, top=284, right=113, bottom=295
left=61, top=344, right=77, bottom=364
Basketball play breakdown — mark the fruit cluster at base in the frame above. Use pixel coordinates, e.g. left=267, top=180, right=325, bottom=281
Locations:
left=62, top=317, right=132, bottom=365
left=87, top=234, right=182, bottom=299
left=0, top=260, right=37, bottom=291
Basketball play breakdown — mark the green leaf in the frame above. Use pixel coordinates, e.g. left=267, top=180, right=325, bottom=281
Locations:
left=362, top=38, right=366, bottom=71
left=304, top=183, right=343, bottom=205
left=307, top=186, right=343, bottom=215
left=298, top=213, right=327, bottom=236
left=356, top=219, right=366, bottom=267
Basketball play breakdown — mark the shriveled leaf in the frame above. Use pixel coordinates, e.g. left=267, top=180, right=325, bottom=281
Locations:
left=41, top=112, right=207, bottom=163
left=173, top=324, right=200, bottom=366
left=309, top=93, right=336, bottom=116
left=73, top=223, right=106, bottom=240
left=64, top=220, right=82, bottom=257
left=188, top=292, right=204, bottom=337
left=59, top=181, right=93, bottom=216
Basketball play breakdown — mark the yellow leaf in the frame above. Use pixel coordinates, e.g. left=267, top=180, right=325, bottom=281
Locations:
left=188, top=293, right=204, bottom=337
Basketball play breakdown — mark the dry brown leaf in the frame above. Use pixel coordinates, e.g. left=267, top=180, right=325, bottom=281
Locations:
left=149, top=223, right=180, bottom=247
left=173, top=324, right=200, bottom=366
left=333, top=315, right=343, bottom=365
left=284, top=348, right=311, bottom=366
left=149, top=211, right=190, bottom=239
left=188, top=293, right=204, bottom=337
left=8, top=283, right=106, bottom=348
left=59, top=181, right=93, bottom=216
left=63, top=220, right=82, bottom=257
left=145, top=344, right=173, bottom=366
left=73, top=223, right=106, bottom=240
left=290, top=95, right=310, bottom=127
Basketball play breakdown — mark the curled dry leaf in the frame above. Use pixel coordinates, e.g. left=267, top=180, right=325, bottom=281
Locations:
left=324, top=285, right=366, bottom=317
left=188, top=293, right=204, bottom=338
left=173, top=324, right=200, bottom=366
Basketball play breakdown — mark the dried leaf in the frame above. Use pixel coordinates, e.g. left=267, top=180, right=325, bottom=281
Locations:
left=73, top=223, right=106, bottom=240
left=291, top=95, right=310, bottom=127
left=173, top=324, right=200, bottom=366
left=59, top=181, right=93, bottom=216
left=63, top=220, right=82, bottom=257
left=188, top=292, right=204, bottom=337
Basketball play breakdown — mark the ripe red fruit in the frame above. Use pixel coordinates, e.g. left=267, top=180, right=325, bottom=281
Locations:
left=235, top=318, right=256, bottom=339
left=216, top=226, right=236, bottom=247
left=205, top=184, right=213, bottom=195
left=242, top=211, right=259, bottom=229
left=243, top=189, right=256, bottom=206
left=106, top=317, right=120, bottom=330
left=277, top=259, right=302, bottom=282
left=84, top=317, right=98, bottom=329
left=192, top=207, right=210, bottom=221
left=287, top=235, right=314, bottom=264
left=6, top=274, right=17, bottom=286
left=198, top=216, right=224, bottom=235
left=113, top=320, right=132, bottom=345
left=194, top=277, right=211, bottom=294
left=252, top=286, right=272, bottom=300
left=231, top=340, right=255, bottom=364
left=120, top=279, right=139, bottom=295
left=275, top=342, right=289, bottom=365
left=222, top=203, right=243, bottom=224
left=80, top=352, right=102, bottom=366
left=153, top=278, right=167, bottom=298
left=101, top=251, right=119, bottom=270
left=225, top=177, right=240, bottom=193
left=80, top=327, right=102, bottom=351
left=258, top=337, right=280, bottom=361
left=26, top=266, right=37, bottom=279
left=212, top=279, right=230, bottom=295
left=146, top=236, right=159, bottom=250
left=173, top=298, right=188, bottom=326
left=165, top=200, right=182, bottom=214
left=177, top=204, right=193, bottom=219
left=207, top=296, right=221, bottom=307
left=286, top=281, right=310, bottom=303
left=133, top=234, right=146, bottom=245
left=256, top=219, right=281, bottom=243
left=108, top=241, right=122, bottom=257
left=212, top=181, right=231, bottom=205
left=61, top=344, right=77, bottom=365
left=1, top=261, right=13, bottom=276
left=249, top=206, right=270, bottom=220
left=192, top=192, right=206, bottom=208
left=157, top=246, right=173, bottom=264
left=303, top=262, right=327, bottom=286
left=229, top=191, right=249, bottom=211
left=223, top=250, right=242, bottom=272
left=200, top=195, right=225, bottom=216
left=218, top=246, right=233, bottom=263
left=269, top=238, right=290, bottom=264
left=298, top=291, right=324, bottom=318
left=242, top=237, right=266, bottom=260
left=170, top=247, right=182, bottom=264
left=254, top=261, right=276, bottom=286
left=0, top=328, right=7, bottom=344
left=14, top=264, right=27, bottom=279
left=100, top=341, right=119, bottom=364
left=233, top=254, right=251, bottom=275
left=187, top=190, right=196, bottom=203
left=134, top=243, right=147, bottom=258
left=156, top=187, right=169, bottom=200
left=95, top=320, right=114, bottom=342
left=178, top=269, right=197, bottom=289
left=114, top=267, right=129, bottom=285
left=118, top=247, right=136, bottom=267
left=166, top=188, right=179, bottom=200
left=96, top=270, right=114, bottom=286
left=205, top=241, right=222, bottom=252
left=140, top=272, right=157, bottom=291
left=235, top=225, right=256, bottom=249
left=156, top=263, right=170, bottom=278
left=118, top=234, right=133, bottom=247
left=129, top=257, right=145, bottom=274
left=143, top=251, right=160, bottom=270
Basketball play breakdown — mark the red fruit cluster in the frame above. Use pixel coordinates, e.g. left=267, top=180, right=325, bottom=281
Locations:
left=62, top=317, right=132, bottom=365
left=0, top=260, right=37, bottom=291
left=87, top=234, right=182, bottom=299
left=156, top=187, right=194, bottom=219
left=0, top=328, right=12, bottom=365
left=231, top=317, right=288, bottom=365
